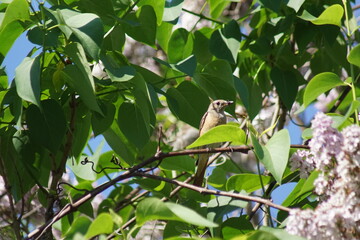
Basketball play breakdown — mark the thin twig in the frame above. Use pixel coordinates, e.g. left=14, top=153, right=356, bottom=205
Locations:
left=182, top=8, right=223, bottom=25
left=135, top=173, right=291, bottom=212
left=329, top=86, right=351, bottom=113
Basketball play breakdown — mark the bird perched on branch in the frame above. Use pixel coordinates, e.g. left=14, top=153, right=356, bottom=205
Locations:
left=193, top=99, right=234, bottom=186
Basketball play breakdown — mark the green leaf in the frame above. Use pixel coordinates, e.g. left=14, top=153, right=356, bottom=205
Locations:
left=193, top=27, right=214, bottom=65
left=137, top=0, right=165, bottom=25
left=250, top=134, right=274, bottom=178
left=173, top=55, right=197, bottom=76
left=136, top=197, right=218, bottom=227
left=0, top=0, right=30, bottom=63
left=103, top=24, right=125, bottom=51
left=249, top=37, right=271, bottom=56
left=27, top=26, right=60, bottom=47
left=62, top=65, right=102, bottom=114
left=167, top=28, right=193, bottom=63
left=100, top=51, right=136, bottom=82
left=131, top=73, right=156, bottom=136
left=208, top=167, right=227, bottom=189
left=163, top=221, right=189, bottom=239
left=26, top=100, right=67, bottom=152
left=134, top=65, right=164, bottom=87
left=347, top=44, right=360, bottom=67
left=226, top=174, right=273, bottom=192
left=91, top=102, right=115, bottom=136
left=68, top=141, right=104, bottom=181
left=163, top=0, right=184, bottom=23
left=123, top=5, right=157, bottom=47
left=303, top=72, right=346, bottom=108
left=186, top=124, right=246, bottom=149
left=259, top=226, right=308, bottom=240
left=64, top=42, right=95, bottom=90
left=270, top=68, right=298, bottom=110
left=207, top=195, right=247, bottom=231
left=286, top=0, right=305, bottom=12
left=209, top=20, right=241, bottom=64
left=265, top=129, right=290, bottom=184
left=333, top=101, right=360, bottom=129
left=0, top=67, right=7, bottom=89
left=221, top=216, right=254, bottom=239
left=204, top=60, right=234, bottom=86
left=103, top=122, right=136, bottom=165
left=15, top=56, right=41, bottom=108
left=64, top=216, right=92, bottom=239
left=135, top=176, right=167, bottom=192
left=166, top=202, right=218, bottom=227
left=208, top=0, right=229, bottom=19
left=117, top=102, right=150, bottom=149
left=71, top=103, right=92, bottom=159
left=96, top=151, right=124, bottom=176
left=0, top=21, right=24, bottom=64
left=156, top=21, right=173, bottom=52
left=0, top=0, right=30, bottom=31
left=194, top=73, right=237, bottom=114
left=311, top=4, right=344, bottom=27
left=282, top=171, right=319, bottom=207
left=76, top=0, right=115, bottom=26
left=8, top=130, right=44, bottom=201
left=154, top=55, right=197, bottom=76
left=85, top=213, right=113, bottom=238
left=234, top=76, right=262, bottom=120
left=258, top=0, right=282, bottom=12
left=160, top=155, right=195, bottom=173
left=65, top=13, right=103, bottom=60
left=166, top=81, right=209, bottom=128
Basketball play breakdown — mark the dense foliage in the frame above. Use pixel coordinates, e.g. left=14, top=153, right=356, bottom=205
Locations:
left=0, top=0, right=359, bottom=239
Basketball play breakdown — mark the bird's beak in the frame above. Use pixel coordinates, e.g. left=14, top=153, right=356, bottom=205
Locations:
left=226, top=101, right=234, bottom=106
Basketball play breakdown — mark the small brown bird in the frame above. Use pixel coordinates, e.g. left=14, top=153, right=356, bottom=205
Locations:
left=193, top=99, right=234, bottom=186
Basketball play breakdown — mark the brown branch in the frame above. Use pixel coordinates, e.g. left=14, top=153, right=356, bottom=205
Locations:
left=353, top=4, right=360, bottom=11
left=27, top=144, right=307, bottom=239
left=114, top=188, right=149, bottom=212
left=136, top=172, right=291, bottom=212
left=248, top=181, right=277, bottom=220
left=45, top=95, right=77, bottom=227
left=109, top=143, right=242, bottom=238
left=329, top=86, right=351, bottom=113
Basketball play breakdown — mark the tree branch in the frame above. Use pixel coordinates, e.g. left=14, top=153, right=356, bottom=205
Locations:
left=27, top=144, right=307, bottom=239
left=136, top=172, right=291, bottom=212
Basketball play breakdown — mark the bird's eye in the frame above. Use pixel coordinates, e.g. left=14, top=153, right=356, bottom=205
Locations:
left=216, top=102, right=220, bottom=105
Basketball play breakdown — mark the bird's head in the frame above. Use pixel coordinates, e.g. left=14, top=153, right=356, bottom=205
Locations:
left=210, top=99, right=234, bottom=112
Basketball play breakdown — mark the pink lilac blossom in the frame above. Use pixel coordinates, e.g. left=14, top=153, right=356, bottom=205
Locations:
left=289, top=150, right=316, bottom=178
left=286, top=112, right=360, bottom=239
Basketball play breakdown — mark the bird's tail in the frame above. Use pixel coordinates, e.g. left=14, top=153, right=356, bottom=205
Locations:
left=193, top=154, right=209, bottom=186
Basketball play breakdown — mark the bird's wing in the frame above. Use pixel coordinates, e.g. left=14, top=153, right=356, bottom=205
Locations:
left=199, top=111, right=208, bottom=135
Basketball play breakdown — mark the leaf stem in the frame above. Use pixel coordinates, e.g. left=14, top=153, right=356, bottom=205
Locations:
left=182, top=8, right=223, bottom=25
left=342, top=0, right=359, bottom=125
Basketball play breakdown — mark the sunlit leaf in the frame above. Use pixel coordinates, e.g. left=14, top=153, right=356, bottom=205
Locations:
left=209, top=20, right=241, bottom=64
left=85, top=213, right=113, bottom=238
left=227, top=174, right=273, bottom=192
left=347, top=44, right=360, bottom=67
left=303, top=72, right=346, bottom=108
left=187, top=124, right=246, bottom=149
left=265, top=129, right=290, bottom=184
left=136, top=198, right=218, bottom=227
left=15, top=56, right=41, bottom=108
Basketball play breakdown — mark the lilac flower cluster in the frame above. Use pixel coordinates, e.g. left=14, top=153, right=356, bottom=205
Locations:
left=287, top=112, right=360, bottom=239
